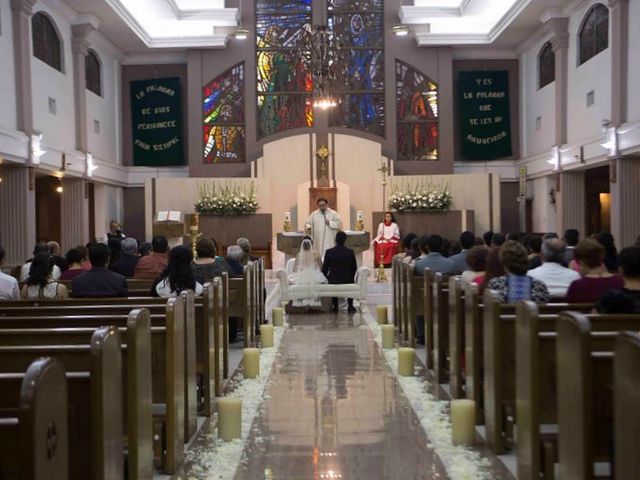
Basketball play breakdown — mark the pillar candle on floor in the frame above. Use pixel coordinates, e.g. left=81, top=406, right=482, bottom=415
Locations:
left=243, top=348, right=260, bottom=379
left=381, top=324, right=395, bottom=349
left=376, top=305, right=388, bottom=324
left=260, top=324, right=274, bottom=348
left=451, top=399, right=476, bottom=446
left=397, top=347, right=415, bottom=376
left=217, top=398, right=242, bottom=441
left=272, top=307, right=284, bottom=327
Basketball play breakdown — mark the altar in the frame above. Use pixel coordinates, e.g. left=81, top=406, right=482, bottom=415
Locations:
left=276, top=231, right=371, bottom=265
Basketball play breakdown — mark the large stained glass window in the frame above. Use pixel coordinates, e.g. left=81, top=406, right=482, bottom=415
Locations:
left=328, top=0, right=384, bottom=136
left=256, top=0, right=313, bottom=138
left=579, top=4, right=608, bottom=66
left=203, top=63, right=246, bottom=163
left=396, top=61, right=438, bottom=161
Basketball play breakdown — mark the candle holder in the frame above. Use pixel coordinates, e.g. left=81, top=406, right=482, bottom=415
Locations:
left=376, top=253, right=387, bottom=282
left=354, top=211, right=364, bottom=231
left=190, top=213, right=202, bottom=259
left=283, top=212, right=293, bottom=232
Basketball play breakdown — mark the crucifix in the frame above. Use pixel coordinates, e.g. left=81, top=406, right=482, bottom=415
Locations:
left=377, top=159, right=389, bottom=211
left=316, top=145, right=330, bottom=187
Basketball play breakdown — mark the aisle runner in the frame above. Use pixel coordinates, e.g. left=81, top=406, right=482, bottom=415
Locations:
left=184, top=325, right=286, bottom=480
left=362, top=309, right=492, bottom=480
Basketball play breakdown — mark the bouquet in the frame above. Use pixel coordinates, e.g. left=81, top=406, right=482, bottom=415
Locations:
left=388, top=181, right=452, bottom=212
left=195, top=181, right=259, bottom=215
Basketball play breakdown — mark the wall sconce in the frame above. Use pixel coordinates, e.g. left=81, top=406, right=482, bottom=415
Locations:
left=86, top=152, right=98, bottom=177
left=600, top=125, right=618, bottom=156
left=56, top=177, right=63, bottom=194
left=546, top=145, right=561, bottom=171
left=392, top=25, right=410, bottom=36
left=548, top=188, right=556, bottom=204
left=30, top=132, right=46, bottom=164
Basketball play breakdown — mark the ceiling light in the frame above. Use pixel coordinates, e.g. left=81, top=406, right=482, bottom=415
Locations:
left=233, top=28, right=249, bottom=40
left=392, top=25, right=410, bottom=36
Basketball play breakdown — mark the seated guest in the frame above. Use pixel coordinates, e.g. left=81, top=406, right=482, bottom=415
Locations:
left=59, top=248, right=86, bottom=281
left=72, top=243, right=127, bottom=297
left=78, top=244, right=92, bottom=270
left=461, top=245, right=489, bottom=284
left=487, top=241, right=549, bottom=304
left=414, top=235, right=455, bottom=275
left=398, top=233, right=417, bottom=262
left=404, top=237, right=422, bottom=265
left=20, top=243, right=61, bottom=281
left=525, top=235, right=543, bottom=270
left=491, top=232, right=506, bottom=247
left=528, top=238, right=580, bottom=298
left=22, top=253, right=68, bottom=299
left=449, top=231, right=475, bottom=273
left=483, top=230, right=494, bottom=247
left=134, top=236, right=169, bottom=279
left=0, top=245, right=20, bottom=300
left=597, top=246, right=640, bottom=313
left=237, top=237, right=259, bottom=266
left=107, top=237, right=122, bottom=268
left=139, top=241, right=152, bottom=257
left=110, top=238, right=140, bottom=278
left=192, top=238, right=231, bottom=284
left=593, top=231, right=619, bottom=273
left=479, top=246, right=505, bottom=294
left=47, top=241, right=68, bottom=272
left=566, top=239, right=623, bottom=303
left=226, top=245, right=245, bottom=276
left=152, top=245, right=203, bottom=298
left=563, top=229, right=580, bottom=264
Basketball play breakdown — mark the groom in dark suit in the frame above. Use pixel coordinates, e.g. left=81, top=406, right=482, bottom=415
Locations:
left=322, top=231, right=358, bottom=313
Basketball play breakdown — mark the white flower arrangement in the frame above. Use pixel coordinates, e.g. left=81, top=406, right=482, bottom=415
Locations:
left=388, top=181, right=452, bottom=213
left=195, top=181, right=259, bottom=216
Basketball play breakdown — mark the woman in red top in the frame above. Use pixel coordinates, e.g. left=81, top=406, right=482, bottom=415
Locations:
left=566, top=238, right=623, bottom=303
left=372, top=212, right=400, bottom=268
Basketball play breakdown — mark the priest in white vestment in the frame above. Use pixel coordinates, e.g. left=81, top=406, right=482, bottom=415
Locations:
left=305, top=198, right=343, bottom=259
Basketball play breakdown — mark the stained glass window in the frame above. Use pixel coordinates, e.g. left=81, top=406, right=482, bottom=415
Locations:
left=328, top=0, right=385, bottom=136
left=538, top=42, right=555, bottom=90
left=203, top=63, right=246, bottom=163
left=32, top=12, right=62, bottom=72
left=395, top=61, right=438, bottom=161
left=86, top=50, right=101, bottom=96
left=579, top=4, right=608, bottom=66
left=256, top=0, right=313, bottom=138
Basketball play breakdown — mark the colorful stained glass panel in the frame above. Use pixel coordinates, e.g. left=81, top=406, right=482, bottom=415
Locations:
left=257, top=50, right=312, bottom=94
left=203, top=126, right=246, bottom=163
left=330, top=93, right=384, bottom=135
left=257, top=94, right=313, bottom=137
left=397, top=123, right=438, bottom=161
left=329, top=13, right=383, bottom=48
left=328, top=0, right=383, bottom=12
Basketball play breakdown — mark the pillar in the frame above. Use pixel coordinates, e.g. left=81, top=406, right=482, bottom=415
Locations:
left=10, top=0, right=36, bottom=134
left=609, top=0, right=629, bottom=126
left=71, top=23, right=95, bottom=152
left=611, top=157, right=640, bottom=248
left=0, top=165, right=36, bottom=264
left=60, top=178, right=89, bottom=252
left=556, top=170, right=586, bottom=235
left=548, top=18, right=569, bottom=146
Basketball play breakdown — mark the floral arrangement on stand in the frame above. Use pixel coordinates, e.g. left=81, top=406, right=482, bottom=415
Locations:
left=388, top=181, right=453, bottom=212
left=195, top=181, right=259, bottom=215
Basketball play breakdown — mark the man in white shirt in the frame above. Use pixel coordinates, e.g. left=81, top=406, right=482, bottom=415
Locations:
left=20, top=243, right=61, bottom=282
left=305, top=198, right=343, bottom=259
left=528, top=238, right=580, bottom=298
left=0, top=245, right=20, bottom=300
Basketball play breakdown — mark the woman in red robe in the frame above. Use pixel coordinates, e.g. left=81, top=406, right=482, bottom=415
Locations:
left=372, top=212, right=400, bottom=267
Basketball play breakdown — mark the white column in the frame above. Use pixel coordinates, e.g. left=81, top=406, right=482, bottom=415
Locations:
left=0, top=165, right=36, bottom=264
left=71, top=24, right=94, bottom=152
left=556, top=171, right=586, bottom=235
left=60, top=177, right=89, bottom=251
left=548, top=18, right=569, bottom=146
left=609, top=0, right=629, bottom=126
left=611, top=157, right=640, bottom=248
left=10, top=0, right=36, bottom=134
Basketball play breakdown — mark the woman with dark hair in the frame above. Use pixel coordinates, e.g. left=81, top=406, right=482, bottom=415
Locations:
left=59, top=248, right=86, bottom=281
left=566, top=238, right=623, bottom=303
left=192, top=237, right=231, bottom=283
left=372, top=211, right=400, bottom=267
left=593, top=232, right=619, bottom=272
left=405, top=237, right=422, bottom=265
left=152, top=246, right=203, bottom=298
left=462, top=245, right=489, bottom=284
left=479, top=246, right=505, bottom=294
left=22, top=253, right=68, bottom=299
left=487, top=241, right=549, bottom=303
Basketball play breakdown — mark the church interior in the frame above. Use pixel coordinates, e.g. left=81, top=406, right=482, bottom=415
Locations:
left=1, top=0, right=640, bottom=478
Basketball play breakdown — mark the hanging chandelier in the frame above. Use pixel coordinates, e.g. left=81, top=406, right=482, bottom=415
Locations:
left=308, top=24, right=339, bottom=109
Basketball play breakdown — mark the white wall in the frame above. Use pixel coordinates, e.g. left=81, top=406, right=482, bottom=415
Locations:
left=93, top=182, right=123, bottom=240
left=566, top=1, right=612, bottom=144
left=0, top=0, right=17, bottom=131
left=627, top=0, right=640, bottom=123
left=30, top=3, right=76, bottom=153
left=86, top=39, right=120, bottom=164
left=521, top=33, right=556, bottom=157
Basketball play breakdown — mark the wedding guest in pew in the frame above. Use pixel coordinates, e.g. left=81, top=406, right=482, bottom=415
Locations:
left=107, top=236, right=123, bottom=269
left=152, top=245, right=203, bottom=298
left=72, top=243, right=128, bottom=297
left=597, top=246, right=640, bottom=313
left=22, top=253, right=69, bottom=300
left=0, top=245, right=19, bottom=300
left=563, top=228, right=580, bottom=264
left=192, top=238, right=230, bottom=283
left=397, top=233, right=417, bottom=263
left=528, top=238, right=580, bottom=298
left=20, top=243, right=61, bottom=281
left=404, top=236, right=421, bottom=265
left=490, top=232, right=506, bottom=247
left=134, top=235, right=169, bottom=279
left=59, top=248, right=86, bottom=281
left=138, top=241, right=152, bottom=257
left=237, top=237, right=259, bottom=266
left=226, top=245, right=245, bottom=277
left=78, top=244, right=92, bottom=271
left=566, top=238, right=623, bottom=303
left=487, top=241, right=549, bottom=303
left=479, top=246, right=505, bottom=294
left=47, top=241, right=68, bottom=272
left=449, top=230, right=475, bottom=273
left=594, top=231, right=619, bottom=273
left=110, top=237, right=139, bottom=278
left=415, top=235, right=455, bottom=274
left=461, top=245, right=489, bottom=284
left=483, top=230, right=494, bottom=247
left=525, top=234, right=543, bottom=270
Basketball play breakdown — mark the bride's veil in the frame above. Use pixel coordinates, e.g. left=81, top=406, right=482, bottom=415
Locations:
left=296, top=238, right=316, bottom=273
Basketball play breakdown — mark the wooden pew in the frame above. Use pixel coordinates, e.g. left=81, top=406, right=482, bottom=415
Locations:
left=228, top=262, right=256, bottom=347
left=614, top=331, right=640, bottom=479
left=403, top=263, right=423, bottom=348
left=448, top=276, right=464, bottom=398
left=0, top=357, right=68, bottom=480
left=432, top=273, right=450, bottom=384
left=201, top=278, right=226, bottom=415
left=392, top=256, right=402, bottom=335
left=557, top=312, right=640, bottom=480
left=463, top=281, right=483, bottom=423
left=0, top=327, right=124, bottom=480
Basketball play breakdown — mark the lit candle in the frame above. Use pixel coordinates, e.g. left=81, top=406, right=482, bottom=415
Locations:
left=376, top=305, right=388, bottom=324
left=272, top=307, right=284, bottom=327
left=217, top=398, right=241, bottom=441
left=451, top=399, right=476, bottom=446
left=260, top=324, right=274, bottom=348
left=381, top=324, right=395, bottom=349
left=243, top=348, right=260, bottom=379
left=397, top=347, right=415, bottom=376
